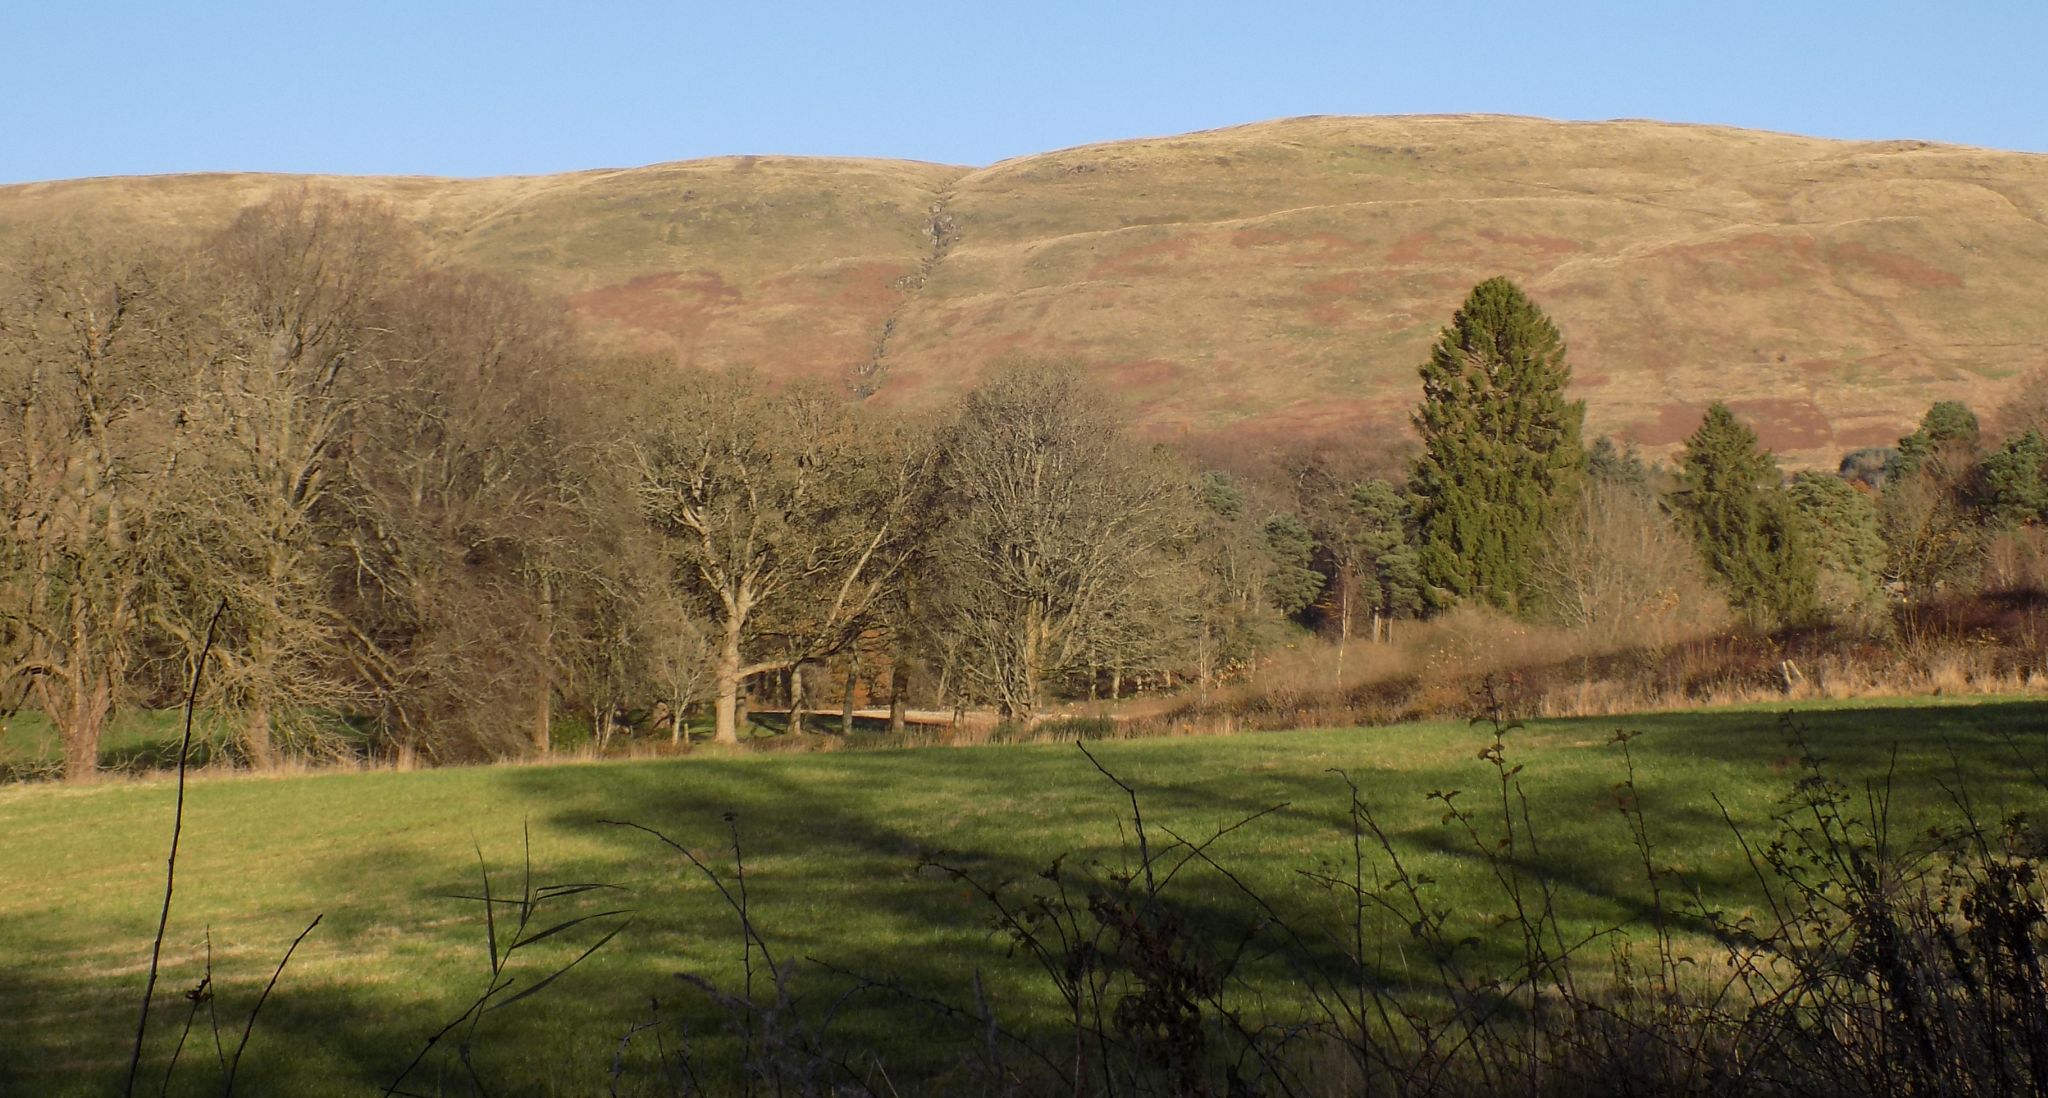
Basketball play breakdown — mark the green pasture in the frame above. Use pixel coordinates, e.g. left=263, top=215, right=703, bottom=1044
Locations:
left=1, top=696, right=2044, bottom=1095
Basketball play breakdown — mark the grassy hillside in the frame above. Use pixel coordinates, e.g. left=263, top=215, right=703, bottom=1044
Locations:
left=1, top=697, right=2043, bottom=1094
left=5, top=116, right=2048, bottom=463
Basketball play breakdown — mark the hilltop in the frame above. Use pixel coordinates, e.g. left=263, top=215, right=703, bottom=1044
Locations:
left=6, top=114, right=2046, bottom=466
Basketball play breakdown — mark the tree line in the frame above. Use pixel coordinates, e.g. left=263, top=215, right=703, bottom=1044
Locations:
left=1405, top=277, right=2048, bottom=637
left=3, top=194, right=2044, bottom=781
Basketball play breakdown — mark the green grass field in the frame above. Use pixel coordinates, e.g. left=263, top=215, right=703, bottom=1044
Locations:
left=2, top=696, right=2044, bottom=1095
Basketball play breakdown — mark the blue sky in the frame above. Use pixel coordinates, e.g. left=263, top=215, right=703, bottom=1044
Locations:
left=5, top=1, right=2044, bottom=184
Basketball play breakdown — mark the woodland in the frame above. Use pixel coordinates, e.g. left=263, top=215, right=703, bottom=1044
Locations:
left=3, top=189, right=2046, bottom=783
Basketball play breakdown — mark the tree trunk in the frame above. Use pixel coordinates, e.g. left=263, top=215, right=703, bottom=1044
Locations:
left=1006, top=622, right=1042, bottom=721
left=1336, top=586, right=1352, bottom=687
left=713, top=617, right=743, bottom=745
left=933, top=649, right=953, bottom=710
left=841, top=663, right=856, bottom=736
left=50, top=677, right=108, bottom=784
left=243, top=702, right=275, bottom=770
left=533, top=574, right=553, bottom=755
left=670, top=694, right=686, bottom=746
left=789, top=662, right=808, bottom=736
left=888, top=655, right=907, bottom=734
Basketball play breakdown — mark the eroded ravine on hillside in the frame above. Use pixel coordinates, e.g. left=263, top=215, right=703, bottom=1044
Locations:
left=853, top=186, right=960, bottom=397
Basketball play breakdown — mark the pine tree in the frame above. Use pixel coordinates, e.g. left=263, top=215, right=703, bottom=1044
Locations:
left=1260, top=512, right=1326, bottom=615
left=1347, top=479, right=1425, bottom=622
left=1975, top=429, right=2048, bottom=528
left=1786, top=470, right=1887, bottom=624
left=1892, top=400, right=1980, bottom=477
left=1409, top=277, right=1585, bottom=613
left=1672, top=403, right=1819, bottom=628
left=1587, top=436, right=1652, bottom=493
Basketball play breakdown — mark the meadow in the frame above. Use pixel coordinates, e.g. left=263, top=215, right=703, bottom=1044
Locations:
left=1, top=695, right=2044, bottom=1095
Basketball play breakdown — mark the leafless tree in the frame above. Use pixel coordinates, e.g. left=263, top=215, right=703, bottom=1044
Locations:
left=632, top=370, right=931, bottom=744
left=341, top=264, right=615, bottom=762
left=1536, top=479, right=1726, bottom=647
left=154, top=190, right=414, bottom=765
left=1882, top=448, right=1986, bottom=602
left=0, top=235, right=189, bottom=781
left=922, top=361, right=1197, bottom=719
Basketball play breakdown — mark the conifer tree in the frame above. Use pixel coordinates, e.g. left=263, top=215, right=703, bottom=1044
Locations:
left=1260, top=513, right=1326, bottom=616
left=1409, top=277, right=1585, bottom=613
left=1672, top=403, right=1819, bottom=628
left=1347, top=479, right=1426, bottom=625
left=1787, top=470, right=1887, bottom=624
left=1893, top=400, right=1980, bottom=476
left=1976, top=429, right=2048, bottom=528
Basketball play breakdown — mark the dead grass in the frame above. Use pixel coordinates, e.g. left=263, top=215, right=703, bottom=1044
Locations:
left=7, top=116, right=2047, bottom=468
left=1154, top=591, right=2048, bottom=734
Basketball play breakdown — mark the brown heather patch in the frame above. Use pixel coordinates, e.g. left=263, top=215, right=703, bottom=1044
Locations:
left=1102, top=357, right=1186, bottom=388
left=760, top=259, right=917, bottom=311
left=1627, top=403, right=1709, bottom=447
left=1229, top=226, right=1365, bottom=259
left=1301, top=271, right=1370, bottom=325
left=1826, top=240, right=1965, bottom=289
left=1476, top=226, right=1581, bottom=258
left=1387, top=229, right=1482, bottom=265
left=569, top=270, right=742, bottom=342
left=1654, top=232, right=1820, bottom=291
left=1727, top=396, right=1835, bottom=452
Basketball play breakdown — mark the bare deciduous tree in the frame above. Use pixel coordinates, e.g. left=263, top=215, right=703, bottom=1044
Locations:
left=923, top=361, right=1196, bottom=719
left=1536, top=479, right=1726, bottom=646
left=342, top=265, right=610, bottom=762
left=0, top=236, right=187, bottom=781
left=159, top=190, right=414, bottom=765
left=633, top=371, right=930, bottom=744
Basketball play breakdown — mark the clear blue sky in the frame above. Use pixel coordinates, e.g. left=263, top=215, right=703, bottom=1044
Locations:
left=5, top=1, right=2044, bottom=184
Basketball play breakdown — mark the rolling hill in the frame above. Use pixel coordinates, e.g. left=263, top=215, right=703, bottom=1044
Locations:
left=6, top=114, right=2047, bottom=467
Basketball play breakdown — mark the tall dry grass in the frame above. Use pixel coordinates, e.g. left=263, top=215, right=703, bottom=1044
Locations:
left=1154, top=590, right=2047, bottom=736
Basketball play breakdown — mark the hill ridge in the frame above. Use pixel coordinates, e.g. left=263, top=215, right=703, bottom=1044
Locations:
left=6, top=114, right=2046, bottom=466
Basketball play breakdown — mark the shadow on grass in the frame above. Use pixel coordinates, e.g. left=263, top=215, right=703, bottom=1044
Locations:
left=8, top=698, right=2046, bottom=1094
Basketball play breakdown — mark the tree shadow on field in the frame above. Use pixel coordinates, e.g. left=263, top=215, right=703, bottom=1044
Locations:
left=480, top=745, right=1569, bottom=1086
left=0, top=912, right=428, bottom=1098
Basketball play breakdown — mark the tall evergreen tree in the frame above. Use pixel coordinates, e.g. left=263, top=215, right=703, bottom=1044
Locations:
left=1347, top=479, right=1426, bottom=627
left=1975, top=429, right=2048, bottom=528
left=1260, top=513, right=1326, bottom=616
left=1786, top=470, right=1887, bottom=625
left=1409, top=277, right=1585, bottom=613
left=1671, top=403, right=1819, bottom=628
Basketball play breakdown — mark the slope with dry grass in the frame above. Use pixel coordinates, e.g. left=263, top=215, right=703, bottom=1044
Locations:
left=8, top=115, right=2047, bottom=465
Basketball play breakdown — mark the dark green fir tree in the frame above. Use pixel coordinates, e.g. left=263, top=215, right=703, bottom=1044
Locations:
left=1672, top=403, right=1819, bottom=628
left=1261, top=512, right=1326, bottom=616
left=1409, top=277, right=1585, bottom=613
left=1975, top=429, right=2048, bottom=528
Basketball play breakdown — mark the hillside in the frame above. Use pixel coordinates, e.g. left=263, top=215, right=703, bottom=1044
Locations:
left=6, top=115, right=2047, bottom=466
